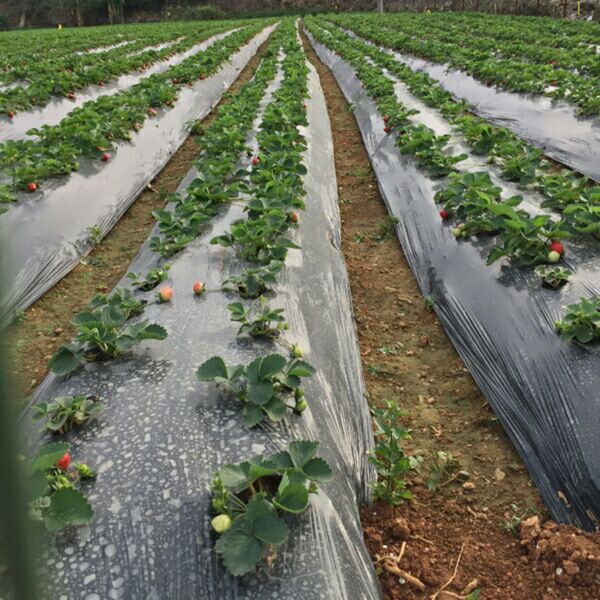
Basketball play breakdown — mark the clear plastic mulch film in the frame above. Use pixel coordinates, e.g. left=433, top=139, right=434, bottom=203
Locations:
left=0, top=25, right=276, bottom=325
left=0, top=27, right=239, bottom=144
left=18, top=52, right=380, bottom=599
left=307, top=32, right=600, bottom=531
left=343, top=28, right=600, bottom=184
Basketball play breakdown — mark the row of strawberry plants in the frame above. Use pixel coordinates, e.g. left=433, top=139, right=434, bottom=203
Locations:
left=196, top=25, right=334, bottom=576
left=19, top=23, right=286, bottom=538
left=0, top=24, right=147, bottom=80
left=28, top=20, right=285, bottom=540
left=0, top=22, right=203, bottom=84
left=376, top=13, right=600, bottom=77
left=151, top=21, right=335, bottom=575
left=400, top=11, right=600, bottom=48
left=0, top=21, right=238, bottom=116
left=0, top=22, right=269, bottom=206
left=306, top=20, right=599, bottom=345
left=328, top=13, right=600, bottom=116
left=316, top=18, right=599, bottom=241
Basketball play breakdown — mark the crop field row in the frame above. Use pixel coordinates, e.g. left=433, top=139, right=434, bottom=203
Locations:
left=0, top=20, right=249, bottom=115
left=309, top=17, right=599, bottom=259
left=330, top=12, right=600, bottom=115
left=2, top=11, right=600, bottom=600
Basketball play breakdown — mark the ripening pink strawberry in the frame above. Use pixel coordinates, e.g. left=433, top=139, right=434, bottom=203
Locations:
left=158, top=287, right=173, bottom=302
left=56, top=452, right=70, bottom=471
left=289, top=210, right=300, bottom=224
left=193, top=281, right=204, bottom=295
left=147, top=107, right=157, bottom=117
left=7, top=111, right=15, bottom=118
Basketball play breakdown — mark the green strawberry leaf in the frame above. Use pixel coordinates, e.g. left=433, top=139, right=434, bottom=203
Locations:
left=31, top=442, right=70, bottom=473
left=44, top=488, right=94, bottom=532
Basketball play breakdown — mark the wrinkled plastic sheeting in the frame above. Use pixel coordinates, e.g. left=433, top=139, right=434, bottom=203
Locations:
left=0, top=25, right=276, bottom=324
left=0, top=28, right=240, bottom=143
left=19, top=59, right=380, bottom=599
left=308, top=32, right=600, bottom=531
left=343, top=29, right=600, bottom=183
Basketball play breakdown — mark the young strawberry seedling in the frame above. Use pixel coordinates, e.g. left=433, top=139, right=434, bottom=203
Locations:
left=48, top=287, right=167, bottom=375
left=196, top=352, right=314, bottom=427
left=555, top=297, right=600, bottom=344
left=222, top=261, right=283, bottom=299
left=127, top=264, right=171, bottom=291
left=33, top=395, right=103, bottom=434
left=227, top=297, right=287, bottom=338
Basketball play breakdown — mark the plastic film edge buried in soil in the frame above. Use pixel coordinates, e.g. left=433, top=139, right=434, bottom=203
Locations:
left=306, top=29, right=600, bottom=531
left=17, top=36, right=380, bottom=599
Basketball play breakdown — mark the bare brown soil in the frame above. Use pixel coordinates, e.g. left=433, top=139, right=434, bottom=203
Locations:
left=4, top=39, right=271, bottom=403
left=300, top=29, right=600, bottom=600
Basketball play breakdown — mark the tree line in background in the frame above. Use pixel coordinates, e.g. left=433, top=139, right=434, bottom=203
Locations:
left=0, top=0, right=597, bottom=29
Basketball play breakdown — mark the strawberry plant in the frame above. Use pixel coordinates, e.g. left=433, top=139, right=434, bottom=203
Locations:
left=33, top=395, right=103, bottom=434
left=486, top=207, right=569, bottom=267
left=227, top=297, right=287, bottom=338
left=222, top=261, right=283, bottom=299
left=127, top=264, right=171, bottom=291
left=210, top=440, right=332, bottom=576
left=535, top=265, right=571, bottom=289
left=555, top=297, right=600, bottom=344
left=196, top=352, right=314, bottom=427
left=48, top=287, right=167, bottom=375
left=28, top=442, right=95, bottom=532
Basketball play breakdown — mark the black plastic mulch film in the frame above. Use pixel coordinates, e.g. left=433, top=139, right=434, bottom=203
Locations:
left=307, top=29, right=600, bottom=531
left=18, top=44, right=381, bottom=598
left=0, top=25, right=273, bottom=323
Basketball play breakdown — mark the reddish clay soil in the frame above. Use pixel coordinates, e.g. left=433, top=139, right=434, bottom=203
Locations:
left=301, top=29, right=600, bottom=600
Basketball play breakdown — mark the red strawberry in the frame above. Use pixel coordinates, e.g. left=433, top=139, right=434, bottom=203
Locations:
left=251, top=157, right=260, bottom=166
left=439, top=209, right=450, bottom=220
left=383, top=126, right=391, bottom=133
left=199, top=74, right=205, bottom=81
left=383, top=115, right=389, bottom=122
left=549, top=240, right=564, bottom=256
left=193, top=281, right=204, bottom=295
left=56, top=452, right=70, bottom=471
left=101, top=152, right=110, bottom=162
left=289, top=210, right=300, bottom=224
left=67, top=91, right=76, bottom=100
left=7, top=111, right=15, bottom=118
left=158, top=287, right=173, bottom=302
left=27, top=182, right=37, bottom=192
